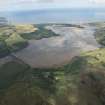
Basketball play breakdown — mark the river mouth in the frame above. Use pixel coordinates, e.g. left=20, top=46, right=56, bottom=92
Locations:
left=12, top=25, right=100, bottom=68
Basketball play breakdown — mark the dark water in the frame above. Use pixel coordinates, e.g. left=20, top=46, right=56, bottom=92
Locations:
left=1, top=8, right=105, bottom=24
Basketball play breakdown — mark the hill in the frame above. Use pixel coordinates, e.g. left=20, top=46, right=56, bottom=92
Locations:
left=0, top=24, right=59, bottom=58
left=0, top=22, right=105, bottom=105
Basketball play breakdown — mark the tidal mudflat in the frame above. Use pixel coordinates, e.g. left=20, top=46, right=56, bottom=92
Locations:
left=13, top=25, right=100, bottom=68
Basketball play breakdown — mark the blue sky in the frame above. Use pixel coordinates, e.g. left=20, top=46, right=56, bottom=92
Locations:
left=0, top=0, right=105, bottom=11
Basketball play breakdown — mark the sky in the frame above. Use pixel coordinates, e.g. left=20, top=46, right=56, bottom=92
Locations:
left=0, top=0, right=105, bottom=11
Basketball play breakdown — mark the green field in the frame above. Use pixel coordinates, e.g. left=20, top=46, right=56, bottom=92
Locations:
left=0, top=60, right=29, bottom=89
left=0, top=40, right=10, bottom=58
left=5, top=33, right=28, bottom=52
left=0, top=26, right=28, bottom=57
left=94, top=27, right=105, bottom=46
left=20, top=25, right=59, bottom=40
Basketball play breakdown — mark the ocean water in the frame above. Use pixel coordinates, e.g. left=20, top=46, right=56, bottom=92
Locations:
left=1, top=8, right=105, bottom=24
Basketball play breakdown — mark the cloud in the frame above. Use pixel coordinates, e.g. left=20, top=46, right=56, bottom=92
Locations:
left=36, top=0, right=54, bottom=3
left=0, top=0, right=105, bottom=11
left=14, top=0, right=54, bottom=4
left=92, top=0, right=105, bottom=3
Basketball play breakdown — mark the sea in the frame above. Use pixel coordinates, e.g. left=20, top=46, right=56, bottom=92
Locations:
left=0, top=8, right=105, bottom=24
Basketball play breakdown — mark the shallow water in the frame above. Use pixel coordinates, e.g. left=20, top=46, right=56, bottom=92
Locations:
left=13, top=25, right=100, bottom=68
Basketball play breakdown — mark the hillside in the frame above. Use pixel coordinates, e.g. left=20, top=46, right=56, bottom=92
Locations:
left=0, top=23, right=105, bottom=105
left=0, top=24, right=59, bottom=58
left=0, top=49, right=105, bottom=105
